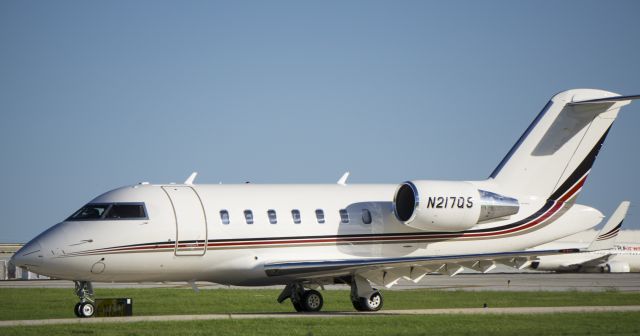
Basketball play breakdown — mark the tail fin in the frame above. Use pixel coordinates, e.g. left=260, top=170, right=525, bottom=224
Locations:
left=490, top=89, right=639, bottom=201
left=587, top=201, right=629, bottom=251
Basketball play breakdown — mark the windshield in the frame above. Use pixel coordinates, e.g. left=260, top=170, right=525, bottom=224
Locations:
left=68, top=204, right=110, bottom=220
left=105, top=204, right=147, bottom=219
left=67, top=203, right=147, bottom=221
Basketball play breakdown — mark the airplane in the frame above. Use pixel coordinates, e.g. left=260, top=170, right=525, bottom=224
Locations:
left=530, top=201, right=640, bottom=272
left=11, top=88, right=639, bottom=318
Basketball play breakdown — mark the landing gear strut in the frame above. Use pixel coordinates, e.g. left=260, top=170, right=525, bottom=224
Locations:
left=278, top=283, right=324, bottom=312
left=350, top=275, right=383, bottom=312
left=73, top=281, right=95, bottom=318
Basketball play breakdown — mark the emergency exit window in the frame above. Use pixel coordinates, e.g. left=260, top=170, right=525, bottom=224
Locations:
left=362, top=209, right=372, bottom=224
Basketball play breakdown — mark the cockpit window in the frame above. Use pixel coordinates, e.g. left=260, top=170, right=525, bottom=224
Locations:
left=67, top=203, right=147, bottom=221
left=105, top=204, right=147, bottom=219
left=68, top=204, right=110, bottom=220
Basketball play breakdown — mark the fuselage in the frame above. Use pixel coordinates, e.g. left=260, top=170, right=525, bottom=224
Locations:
left=531, top=244, right=640, bottom=273
left=14, top=180, right=603, bottom=285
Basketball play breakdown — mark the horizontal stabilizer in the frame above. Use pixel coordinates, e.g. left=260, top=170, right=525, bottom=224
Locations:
left=570, top=94, right=640, bottom=105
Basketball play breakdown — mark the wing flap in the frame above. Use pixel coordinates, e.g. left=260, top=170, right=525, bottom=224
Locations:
left=263, top=248, right=579, bottom=278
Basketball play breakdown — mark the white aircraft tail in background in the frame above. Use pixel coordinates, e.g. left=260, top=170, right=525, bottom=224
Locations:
left=587, top=201, right=630, bottom=251
left=531, top=201, right=637, bottom=273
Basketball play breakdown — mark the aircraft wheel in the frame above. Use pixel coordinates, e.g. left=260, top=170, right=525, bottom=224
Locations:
left=292, top=300, right=304, bottom=312
left=74, top=303, right=82, bottom=317
left=79, top=302, right=95, bottom=318
left=353, top=291, right=383, bottom=312
left=300, top=290, right=323, bottom=312
left=351, top=298, right=364, bottom=311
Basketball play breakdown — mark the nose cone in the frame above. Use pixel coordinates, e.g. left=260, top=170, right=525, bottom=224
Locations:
left=11, top=239, right=43, bottom=268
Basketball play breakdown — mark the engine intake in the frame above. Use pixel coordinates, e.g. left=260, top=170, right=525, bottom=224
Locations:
left=393, top=180, right=519, bottom=231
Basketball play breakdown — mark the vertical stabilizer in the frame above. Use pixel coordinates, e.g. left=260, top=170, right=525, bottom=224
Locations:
left=490, top=89, right=638, bottom=201
left=587, top=201, right=629, bottom=251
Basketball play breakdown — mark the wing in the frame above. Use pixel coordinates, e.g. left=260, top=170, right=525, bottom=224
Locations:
left=573, top=254, right=614, bottom=268
left=264, top=248, right=579, bottom=288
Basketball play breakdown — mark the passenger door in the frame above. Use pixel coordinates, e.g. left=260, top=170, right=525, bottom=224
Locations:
left=162, top=186, right=207, bottom=256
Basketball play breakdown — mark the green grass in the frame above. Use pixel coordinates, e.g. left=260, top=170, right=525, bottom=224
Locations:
left=1, top=313, right=640, bottom=336
left=1, top=287, right=640, bottom=320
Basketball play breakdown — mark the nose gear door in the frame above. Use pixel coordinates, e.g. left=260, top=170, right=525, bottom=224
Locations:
left=162, top=186, right=207, bottom=256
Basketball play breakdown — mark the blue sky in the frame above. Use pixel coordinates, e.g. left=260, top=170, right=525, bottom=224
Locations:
left=1, top=1, right=639, bottom=242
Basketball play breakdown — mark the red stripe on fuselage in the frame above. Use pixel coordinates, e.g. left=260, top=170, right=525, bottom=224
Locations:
left=71, top=174, right=588, bottom=255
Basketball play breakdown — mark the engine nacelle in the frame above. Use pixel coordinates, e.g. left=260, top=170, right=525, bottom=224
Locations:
left=393, top=180, right=519, bottom=231
left=602, top=261, right=631, bottom=273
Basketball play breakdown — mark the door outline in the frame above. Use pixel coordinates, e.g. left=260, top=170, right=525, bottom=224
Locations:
left=162, top=186, right=208, bottom=256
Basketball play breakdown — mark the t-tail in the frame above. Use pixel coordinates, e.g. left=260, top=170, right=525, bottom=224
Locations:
left=587, top=201, right=630, bottom=251
left=490, top=89, right=640, bottom=202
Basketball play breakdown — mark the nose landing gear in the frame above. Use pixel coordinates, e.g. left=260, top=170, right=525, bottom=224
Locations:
left=73, top=281, right=95, bottom=318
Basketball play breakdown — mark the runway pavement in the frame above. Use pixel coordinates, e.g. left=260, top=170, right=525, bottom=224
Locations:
left=2, top=272, right=640, bottom=291
left=1, top=305, right=640, bottom=327
left=2, top=273, right=639, bottom=328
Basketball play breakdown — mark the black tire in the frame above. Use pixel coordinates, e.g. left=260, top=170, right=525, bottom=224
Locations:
left=79, top=302, right=95, bottom=318
left=354, top=291, right=383, bottom=312
left=351, top=298, right=363, bottom=311
left=292, top=300, right=304, bottom=312
left=300, top=290, right=323, bottom=312
left=74, top=303, right=82, bottom=317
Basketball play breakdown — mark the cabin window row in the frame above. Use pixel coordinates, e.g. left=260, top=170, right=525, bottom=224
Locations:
left=218, top=209, right=372, bottom=225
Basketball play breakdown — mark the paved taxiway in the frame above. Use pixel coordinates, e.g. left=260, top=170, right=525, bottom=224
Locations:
left=2, top=273, right=639, bottom=327
left=2, top=272, right=640, bottom=291
left=2, top=306, right=640, bottom=327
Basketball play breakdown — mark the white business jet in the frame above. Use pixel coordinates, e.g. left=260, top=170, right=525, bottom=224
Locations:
left=531, top=201, right=640, bottom=272
left=12, top=89, right=639, bottom=317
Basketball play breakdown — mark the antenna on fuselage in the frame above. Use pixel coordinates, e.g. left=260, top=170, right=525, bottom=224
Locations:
left=337, top=171, right=350, bottom=186
left=184, top=172, right=198, bottom=185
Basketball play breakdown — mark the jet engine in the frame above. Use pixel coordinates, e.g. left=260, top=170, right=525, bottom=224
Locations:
left=602, top=261, right=631, bottom=273
left=393, top=180, right=519, bottom=231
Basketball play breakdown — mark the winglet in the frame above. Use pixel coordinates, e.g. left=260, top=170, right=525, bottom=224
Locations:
left=184, top=172, right=198, bottom=185
left=337, top=171, right=350, bottom=186
left=587, top=201, right=630, bottom=251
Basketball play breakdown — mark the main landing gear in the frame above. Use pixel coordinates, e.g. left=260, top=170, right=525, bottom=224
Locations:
left=278, top=283, right=324, bottom=312
left=350, top=275, right=383, bottom=312
left=73, top=281, right=95, bottom=318
left=278, top=275, right=384, bottom=313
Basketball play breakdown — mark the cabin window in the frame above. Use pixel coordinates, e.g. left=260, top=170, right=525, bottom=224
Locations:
left=339, top=209, right=349, bottom=224
left=105, top=204, right=147, bottom=219
left=362, top=209, right=372, bottom=224
left=292, top=209, right=301, bottom=224
left=268, top=209, right=277, bottom=224
left=220, top=210, right=230, bottom=225
left=244, top=210, right=254, bottom=224
left=315, top=209, right=325, bottom=224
